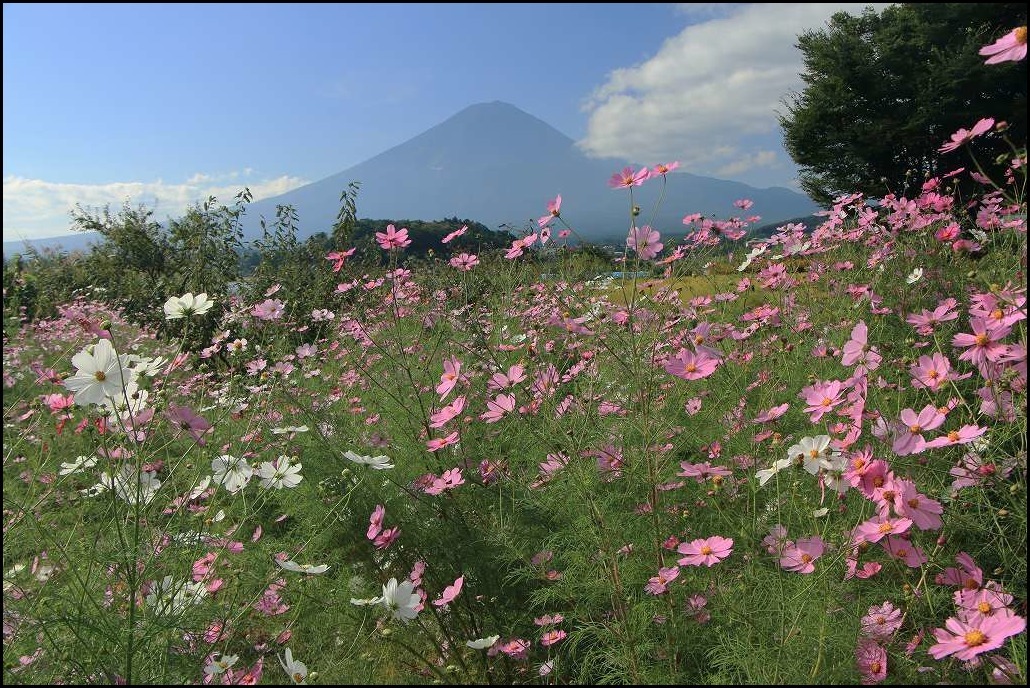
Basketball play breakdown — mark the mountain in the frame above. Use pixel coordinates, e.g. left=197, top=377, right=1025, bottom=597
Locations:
left=242, top=101, right=818, bottom=243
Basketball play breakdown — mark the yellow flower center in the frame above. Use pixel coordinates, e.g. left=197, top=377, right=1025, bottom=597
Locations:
left=94, top=371, right=107, bottom=382
left=978, top=601, right=992, bottom=614
left=870, top=661, right=882, bottom=674
left=964, top=629, right=987, bottom=647
left=700, top=545, right=713, bottom=555
left=948, top=431, right=960, bottom=442
left=927, top=369, right=939, bottom=379
left=1015, top=26, right=1027, bottom=44
left=877, top=522, right=894, bottom=534
left=800, top=553, right=813, bottom=564
left=974, top=334, right=990, bottom=347
left=909, top=424, right=922, bottom=433
left=685, top=363, right=697, bottom=373
left=821, top=397, right=833, bottom=407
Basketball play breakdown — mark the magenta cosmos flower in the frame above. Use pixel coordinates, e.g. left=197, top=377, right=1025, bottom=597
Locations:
left=677, top=536, right=733, bottom=567
left=939, top=118, right=995, bottom=153
left=375, top=224, right=412, bottom=250
left=665, top=347, right=720, bottom=381
left=979, top=26, right=1027, bottom=64
left=538, top=195, right=562, bottom=228
left=779, top=536, right=825, bottom=574
left=855, top=638, right=888, bottom=684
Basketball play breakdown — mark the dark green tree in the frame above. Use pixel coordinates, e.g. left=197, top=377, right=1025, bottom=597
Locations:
left=780, top=3, right=1027, bottom=205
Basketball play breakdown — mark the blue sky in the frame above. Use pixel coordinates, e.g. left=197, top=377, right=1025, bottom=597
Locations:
left=3, top=3, right=885, bottom=240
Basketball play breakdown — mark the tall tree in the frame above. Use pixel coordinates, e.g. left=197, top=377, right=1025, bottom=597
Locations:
left=780, top=4, right=1027, bottom=205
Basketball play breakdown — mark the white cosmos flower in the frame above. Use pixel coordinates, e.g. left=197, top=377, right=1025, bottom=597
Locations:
left=756, top=457, right=792, bottom=487
left=59, top=455, right=98, bottom=476
left=905, top=267, right=924, bottom=284
left=279, top=648, right=308, bottom=685
left=146, top=575, right=207, bottom=616
left=788, top=435, right=836, bottom=475
left=350, top=596, right=385, bottom=606
left=271, top=425, right=310, bottom=435
left=64, top=339, right=136, bottom=407
left=257, top=456, right=303, bottom=489
left=467, top=635, right=500, bottom=649
left=212, top=454, right=253, bottom=494
left=343, top=450, right=395, bottom=470
left=102, top=466, right=161, bottom=506
left=164, top=292, right=214, bottom=320
left=381, top=578, right=420, bottom=622
left=204, top=653, right=239, bottom=677
left=277, top=559, right=330, bottom=575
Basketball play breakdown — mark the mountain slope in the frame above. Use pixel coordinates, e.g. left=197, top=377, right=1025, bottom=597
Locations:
left=242, top=101, right=818, bottom=242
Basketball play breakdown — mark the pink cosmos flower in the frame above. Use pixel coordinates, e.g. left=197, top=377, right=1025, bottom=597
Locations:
left=852, top=516, right=913, bottom=545
left=955, top=586, right=1015, bottom=625
left=665, top=347, right=720, bottom=381
left=906, top=299, right=959, bottom=335
left=841, top=321, right=881, bottom=372
left=608, top=166, right=649, bottom=189
left=880, top=536, right=928, bottom=568
left=429, top=395, right=466, bottom=429
left=909, top=353, right=953, bottom=391
left=677, top=461, right=732, bottom=482
left=252, top=298, right=286, bottom=321
left=928, top=612, right=1026, bottom=661
left=753, top=403, right=789, bottom=423
left=952, top=318, right=1011, bottom=369
left=487, top=364, right=527, bottom=391
left=539, top=629, right=567, bottom=647
left=375, top=224, right=411, bottom=250
left=449, top=253, right=479, bottom=271
left=979, top=26, right=1027, bottom=64
left=649, top=161, right=680, bottom=178
left=925, top=424, right=989, bottom=450
left=538, top=195, right=562, bottom=228
left=893, top=405, right=946, bottom=455
left=935, top=552, right=983, bottom=590
left=763, top=524, right=792, bottom=555
left=779, top=536, right=824, bottom=574
left=367, top=505, right=385, bottom=540
left=855, top=638, right=888, bottom=684
left=441, top=224, right=468, bottom=244
left=677, top=536, right=733, bottom=567
left=644, top=566, right=680, bottom=595
left=626, top=225, right=663, bottom=260
left=436, top=357, right=463, bottom=400
left=432, top=575, right=464, bottom=607
left=426, top=432, right=459, bottom=452
left=325, top=247, right=356, bottom=272
left=893, top=478, right=943, bottom=530
left=373, top=526, right=401, bottom=549
left=861, top=601, right=903, bottom=641
left=479, top=393, right=516, bottom=423
left=734, top=198, right=754, bottom=210
left=165, top=404, right=212, bottom=445
left=939, top=118, right=995, bottom=153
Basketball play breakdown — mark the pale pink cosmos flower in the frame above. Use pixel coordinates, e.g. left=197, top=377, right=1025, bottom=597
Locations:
left=608, top=166, right=649, bottom=188
left=923, top=424, right=987, bottom=450
left=626, top=225, right=663, bottom=260
left=855, top=638, right=888, bottom=684
left=373, top=526, right=401, bottom=550
left=861, top=601, right=903, bottom=641
left=841, top=321, right=881, bottom=372
left=436, top=357, right=463, bottom=400
left=677, top=461, right=732, bottom=483
left=487, top=364, right=527, bottom=391
left=906, top=299, right=959, bottom=335
left=539, top=629, right=567, bottom=647
left=644, top=566, right=680, bottom=595
left=538, top=196, right=562, bottom=228
left=779, top=536, right=824, bottom=574
left=325, top=247, right=356, bottom=272
left=928, top=612, right=1026, bottom=661
left=799, top=379, right=846, bottom=422
left=367, top=505, right=385, bottom=541
left=893, top=478, right=943, bottom=530
left=935, top=552, right=983, bottom=590
left=979, top=26, right=1027, bottom=64
left=480, top=393, right=516, bottom=423
left=449, top=253, right=479, bottom=271
left=852, top=516, right=913, bottom=545
left=753, top=403, right=789, bottom=423
left=939, top=118, right=995, bottom=153
left=677, top=536, right=733, bottom=567
left=665, top=347, right=720, bottom=381
left=375, top=224, right=411, bottom=250
left=650, top=161, right=680, bottom=177
left=762, top=524, right=792, bottom=555
left=909, top=353, right=953, bottom=391
left=893, top=405, right=946, bottom=455
left=252, top=298, right=286, bottom=321
left=952, top=317, right=1011, bottom=369
left=432, top=575, right=464, bottom=607
left=441, top=224, right=468, bottom=244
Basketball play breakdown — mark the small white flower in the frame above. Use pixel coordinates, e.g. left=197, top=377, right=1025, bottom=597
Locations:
left=467, top=635, right=500, bottom=650
left=64, top=339, right=137, bottom=407
left=278, top=648, right=308, bottom=685
left=905, top=267, right=924, bottom=284
left=164, top=292, right=214, bottom=320
left=271, top=425, right=310, bottom=435
left=350, top=596, right=385, bottom=606
left=277, top=559, right=330, bottom=575
left=146, top=575, right=207, bottom=616
left=813, top=507, right=830, bottom=518
left=343, top=450, right=394, bottom=470
left=204, top=653, right=239, bottom=677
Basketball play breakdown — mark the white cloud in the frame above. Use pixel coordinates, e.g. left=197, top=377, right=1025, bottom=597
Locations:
left=580, top=3, right=892, bottom=187
left=2, top=172, right=308, bottom=241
